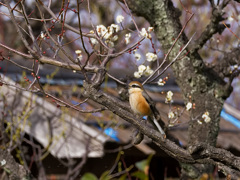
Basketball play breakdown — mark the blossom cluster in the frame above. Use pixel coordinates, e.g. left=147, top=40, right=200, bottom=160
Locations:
left=168, top=111, right=176, bottom=119
left=125, top=33, right=131, bottom=45
left=157, top=78, right=166, bottom=86
left=95, top=24, right=120, bottom=47
left=140, top=27, right=154, bottom=39
left=202, top=111, right=211, bottom=123
left=165, top=91, right=173, bottom=103
left=134, top=52, right=158, bottom=62
left=134, top=65, right=154, bottom=78
left=133, top=51, right=158, bottom=78
left=197, top=111, right=211, bottom=124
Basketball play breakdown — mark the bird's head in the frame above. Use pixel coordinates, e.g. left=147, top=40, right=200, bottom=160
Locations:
left=128, top=81, right=143, bottom=94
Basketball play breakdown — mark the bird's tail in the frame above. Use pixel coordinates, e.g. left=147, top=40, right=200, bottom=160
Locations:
left=149, top=116, right=166, bottom=137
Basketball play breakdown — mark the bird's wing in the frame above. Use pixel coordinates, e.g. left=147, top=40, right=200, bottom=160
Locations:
left=142, top=90, right=165, bottom=135
left=142, top=89, right=159, bottom=116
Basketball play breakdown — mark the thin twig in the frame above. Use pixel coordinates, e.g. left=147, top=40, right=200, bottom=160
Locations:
left=150, top=32, right=196, bottom=83
left=222, top=21, right=240, bottom=41
left=106, top=72, right=126, bottom=85
left=36, top=1, right=78, bottom=64
left=122, top=0, right=140, bottom=33
left=0, top=42, right=32, bottom=58
left=4, top=0, right=37, bottom=56
left=143, top=13, right=194, bottom=85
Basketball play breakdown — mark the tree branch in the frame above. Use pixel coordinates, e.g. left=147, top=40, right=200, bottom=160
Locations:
left=82, top=82, right=240, bottom=174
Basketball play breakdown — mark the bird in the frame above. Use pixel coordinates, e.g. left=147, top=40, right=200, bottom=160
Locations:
left=128, top=81, right=165, bottom=136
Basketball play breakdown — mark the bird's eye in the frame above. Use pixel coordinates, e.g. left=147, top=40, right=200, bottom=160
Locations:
left=131, top=84, right=140, bottom=88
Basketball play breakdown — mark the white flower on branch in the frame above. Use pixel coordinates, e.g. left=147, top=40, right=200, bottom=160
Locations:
left=144, top=66, right=154, bottom=76
left=233, top=64, right=239, bottom=69
left=116, top=15, right=124, bottom=23
left=90, top=38, right=98, bottom=45
left=186, top=102, right=192, bottom=111
left=134, top=53, right=141, bottom=61
left=140, top=27, right=152, bottom=38
left=197, top=120, right=203, bottom=125
left=168, top=111, right=175, bottom=119
left=40, top=31, right=45, bottom=39
left=146, top=52, right=157, bottom=62
left=134, top=71, right=142, bottom=78
left=96, top=25, right=107, bottom=37
left=148, top=27, right=154, bottom=33
left=112, top=35, right=118, bottom=42
left=165, top=91, right=173, bottom=103
left=107, top=41, right=114, bottom=48
left=158, top=78, right=165, bottom=86
left=202, top=111, right=211, bottom=123
left=228, top=16, right=234, bottom=22
left=0, top=159, right=6, bottom=166
left=140, top=28, right=147, bottom=37
left=75, top=50, right=83, bottom=61
left=138, top=65, right=146, bottom=73
left=110, top=24, right=120, bottom=33
left=125, top=33, right=131, bottom=44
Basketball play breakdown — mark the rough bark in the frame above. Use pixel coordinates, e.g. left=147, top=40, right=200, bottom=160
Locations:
left=0, top=149, right=32, bottom=180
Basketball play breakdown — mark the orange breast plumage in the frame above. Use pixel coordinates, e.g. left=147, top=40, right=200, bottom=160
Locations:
left=129, top=91, right=151, bottom=116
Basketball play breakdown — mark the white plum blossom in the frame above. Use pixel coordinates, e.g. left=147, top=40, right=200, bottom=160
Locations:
left=197, top=120, right=203, bottom=125
left=134, top=64, right=155, bottom=78
left=125, top=33, right=131, bottom=44
left=146, top=52, right=157, bottom=62
left=90, top=38, right=98, bottom=45
left=186, top=102, right=193, bottom=111
left=148, top=27, right=154, bottom=33
left=75, top=50, right=82, bottom=54
left=140, top=27, right=153, bottom=38
left=228, top=16, right=234, bottom=21
left=112, top=35, right=118, bottom=42
left=138, top=65, right=146, bottom=73
left=116, top=15, right=124, bottom=23
left=134, top=64, right=154, bottom=78
left=134, top=53, right=141, bottom=61
left=110, top=24, right=120, bottom=33
left=95, top=24, right=120, bottom=45
left=144, top=66, right=154, bottom=76
left=103, top=32, right=112, bottom=39
left=165, top=91, right=173, bottom=103
left=106, top=40, right=114, bottom=48
left=134, top=71, right=142, bottom=78
left=140, top=28, right=148, bottom=37
left=96, top=25, right=107, bottom=37
left=168, top=111, right=175, bottom=119
left=0, top=159, right=6, bottom=166
left=202, top=111, right=211, bottom=123
left=40, top=31, right=45, bottom=39
left=158, top=78, right=165, bottom=86
left=233, top=64, right=239, bottom=69
left=75, top=50, right=83, bottom=61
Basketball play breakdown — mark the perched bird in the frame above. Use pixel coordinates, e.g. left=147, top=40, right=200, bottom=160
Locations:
left=128, top=81, right=165, bottom=136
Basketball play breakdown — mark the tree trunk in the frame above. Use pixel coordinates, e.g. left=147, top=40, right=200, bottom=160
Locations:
left=124, top=0, right=232, bottom=178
